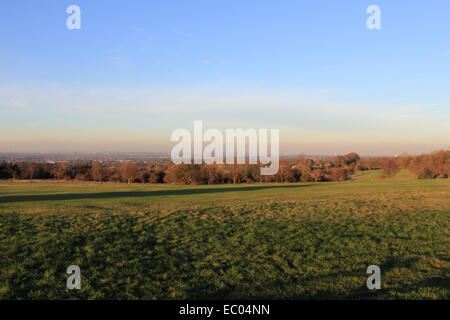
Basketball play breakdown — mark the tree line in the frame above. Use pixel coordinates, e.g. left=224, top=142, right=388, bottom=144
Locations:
left=378, top=150, right=450, bottom=179
left=0, top=150, right=448, bottom=184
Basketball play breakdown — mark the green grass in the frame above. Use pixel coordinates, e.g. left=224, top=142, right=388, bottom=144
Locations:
left=0, top=170, right=449, bottom=299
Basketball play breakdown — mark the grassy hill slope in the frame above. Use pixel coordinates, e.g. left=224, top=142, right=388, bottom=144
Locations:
left=0, top=171, right=449, bottom=299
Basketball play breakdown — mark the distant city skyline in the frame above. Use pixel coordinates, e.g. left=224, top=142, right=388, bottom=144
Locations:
left=1, top=1, right=449, bottom=155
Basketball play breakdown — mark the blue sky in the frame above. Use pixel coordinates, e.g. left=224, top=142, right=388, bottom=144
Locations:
left=0, top=0, right=449, bottom=155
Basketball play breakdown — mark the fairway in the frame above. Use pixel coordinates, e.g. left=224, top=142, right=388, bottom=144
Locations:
left=0, top=170, right=449, bottom=299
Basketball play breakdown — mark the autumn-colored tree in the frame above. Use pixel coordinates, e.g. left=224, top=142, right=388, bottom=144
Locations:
left=26, top=163, right=38, bottom=181
left=276, top=161, right=295, bottom=183
left=310, top=169, right=323, bottom=182
left=202, top=165, right=222, bottom=184
left=122, top=162, right=139, bottom=184
left=91, top=161, right=107, bottom=183
left=332, top=155, right=346, bottom=167
left=379, top=158, right=400, bottom=179
left=407, top=150, right=450, bottom=179
left=51, top=163, right=69, bottom=181
left=299, top=171, right=311, bottom=182
left=343, top=152, right=360, bottom=165
left=328, top=168, right=349, bottom=181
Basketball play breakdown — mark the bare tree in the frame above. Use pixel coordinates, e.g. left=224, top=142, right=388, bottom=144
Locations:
left=91, top=161, right=107, bottom=183
left=122, top=162, right=139, bottom=184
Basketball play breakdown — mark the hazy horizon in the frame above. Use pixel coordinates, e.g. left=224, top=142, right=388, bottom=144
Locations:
left=0, top=145, right=448, bottom=158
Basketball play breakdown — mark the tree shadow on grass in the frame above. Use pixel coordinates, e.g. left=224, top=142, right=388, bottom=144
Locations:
left=195, top=274, right=449, bottom=300
left=0, top=184, right=310, bottom=204
left=190, top=255, right=442, bottom=300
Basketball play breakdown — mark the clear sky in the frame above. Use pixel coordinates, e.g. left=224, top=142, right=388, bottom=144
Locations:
left=0, top=0, right=449, bottom=155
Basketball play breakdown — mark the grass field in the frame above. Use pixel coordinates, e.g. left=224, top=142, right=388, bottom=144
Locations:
left=0, top=170, right=449, bottom=299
